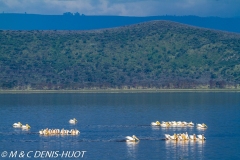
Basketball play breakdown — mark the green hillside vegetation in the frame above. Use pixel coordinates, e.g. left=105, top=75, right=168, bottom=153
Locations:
left=0, top=20, right=240, bottom=90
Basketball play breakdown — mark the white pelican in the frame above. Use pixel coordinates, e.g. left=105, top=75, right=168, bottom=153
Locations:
left=69, top=118, right=77, bottom=124
left=161, top=122, right=170, bottom=127
left=169, top=134, right=177, bottom=140
left=60, top=128, right=65, bottom=135
left=171, top=121, right=177, bottom=126
left=70, top=129, right=80, bottom=135
left=165, top=134, right=171, bottom=140
left=39, top=129, right=44, bottom=135
left=178, top=134, right=183, bottom=141
left=197, top=123, right=207, bottom=128
left=13, top=122, right=22, bottom=128
left=177, top=121, right=183, bottom=126
left=151, top=121, right=161, bottom=126
left=170, top=133, right=178, bottom=140
left=22, top=124, right=31, bottom=129
left=125, top=135, right=140, bottom=142
left=189, top=134, right=197, bottom=140
left=182, top=121, right=188, bottom=126
left=75, top=129, right=80, bottom=135
left=197, top=134, right=206, bottom=140
left=188, top=122, right=194, bottom=126
left=184, top=132, right=189, bottom=140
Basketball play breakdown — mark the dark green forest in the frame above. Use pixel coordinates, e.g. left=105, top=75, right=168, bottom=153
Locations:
left=0, top=21, right=240, bottom=90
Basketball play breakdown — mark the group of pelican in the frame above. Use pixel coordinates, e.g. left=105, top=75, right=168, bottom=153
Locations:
left=13, top=122, right=31, bottom=129
left=13, top=118, right=78, bottom=131
left=151, top=121, right=194, bottom=127
left=165, top=132, right=206, bottom=141
left=13, top=118, right=206, bottom=142
left=39, top=128, right=80, bottom=135
left=151, top=121, right=207, bottom=129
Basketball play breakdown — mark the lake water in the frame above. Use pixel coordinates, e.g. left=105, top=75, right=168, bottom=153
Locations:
left=0, top=92, right=240, bottom=159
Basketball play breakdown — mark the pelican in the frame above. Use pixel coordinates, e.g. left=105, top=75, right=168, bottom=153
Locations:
left=184, top=132, right=189, bottom=140
left=60, top=128, right=65, bottom=135
left=22, top=124, right=31, bottom=129
left=188, top=122, right=194, bottom=126
left=125, top=135, right=139, bottom=142
left=151, top=121, right=161, bottom=126
left=177, top=121, right=183, bottom=126
left=197, top=134, right=206, bottom=140
left=70, top=129, right=80, bottom=135
left=180, top=133, right=189, bottom=140
left=74, top=129, right=80, bottom=135
left=197, top=123, right=207, bottom=128
left=182, top=121, right=188, bottom=126
left=178, top=134, right=183, bottom=141
left=171, top=121, right=177, bottom=126
left=169, top=133, right=177, bottom=140
left=165, top=134, right=171, bottom=140
left=44, top=128, right=50, bottom=135
left=189, top=134, right=197, bottom=140
left=39, top=129, right=44, bottom=135
left=161, top=122, right=170, bottom=127
left=13, top=122, right=22, bottom=128
left=69, top=118, right=77, bottom=124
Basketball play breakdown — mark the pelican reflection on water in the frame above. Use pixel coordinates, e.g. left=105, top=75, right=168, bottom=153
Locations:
left=126, top=138, right=139, bottom=159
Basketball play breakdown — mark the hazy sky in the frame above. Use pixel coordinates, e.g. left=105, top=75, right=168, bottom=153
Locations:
left=1, top=0, right=240, bottom=17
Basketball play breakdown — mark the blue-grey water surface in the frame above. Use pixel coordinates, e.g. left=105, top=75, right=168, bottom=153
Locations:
left=0, top=92, right=240, bottom=159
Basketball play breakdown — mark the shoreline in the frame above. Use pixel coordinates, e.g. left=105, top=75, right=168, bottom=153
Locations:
left=0, top=89, right=240, bottom=94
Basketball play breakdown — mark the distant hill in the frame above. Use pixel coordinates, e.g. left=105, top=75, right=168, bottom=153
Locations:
left=0, top=20, right=240, bottom=90
left=1, top=13, right=240, bottom=33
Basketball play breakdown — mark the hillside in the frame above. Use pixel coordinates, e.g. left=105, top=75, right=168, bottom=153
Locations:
left=0, top=20, right=240, bottom=90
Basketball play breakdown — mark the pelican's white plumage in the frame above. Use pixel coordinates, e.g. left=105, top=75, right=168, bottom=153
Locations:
left=70, top=129, right=80, bottom=135
left=125, top=135, right=139, bottom=142
left=176, top=121, right=183, bottom=126
left=177, top=134, right=183, bottom=141
left=151, top=121, right=161, bottom=126
left=169, top=134, right=177, bottom=140
left=165, top=132, right=206, bottom=141
left=165, top=134, right=171, bottom=140
left=13, top=122, right=22, bottom=128
left=171, top=121, right=177, bottom=126
left=189, top=134, right=197, bottom=140
left=39, top=128, right=80, bottom=136
left=197, top=123, right=207, bottom=128
left=197, top=134, right=206, bottom=140
left=69, top=118, right=77, bottom=124
left=184, top=132, right=189, bottom=140
left=22, top=124, right=31, bottom=129
left=39, top=130, right=44, bottom=135
left=161, top=122, right=170, bottom=127
left=188, top=122, right=194, bottom=126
